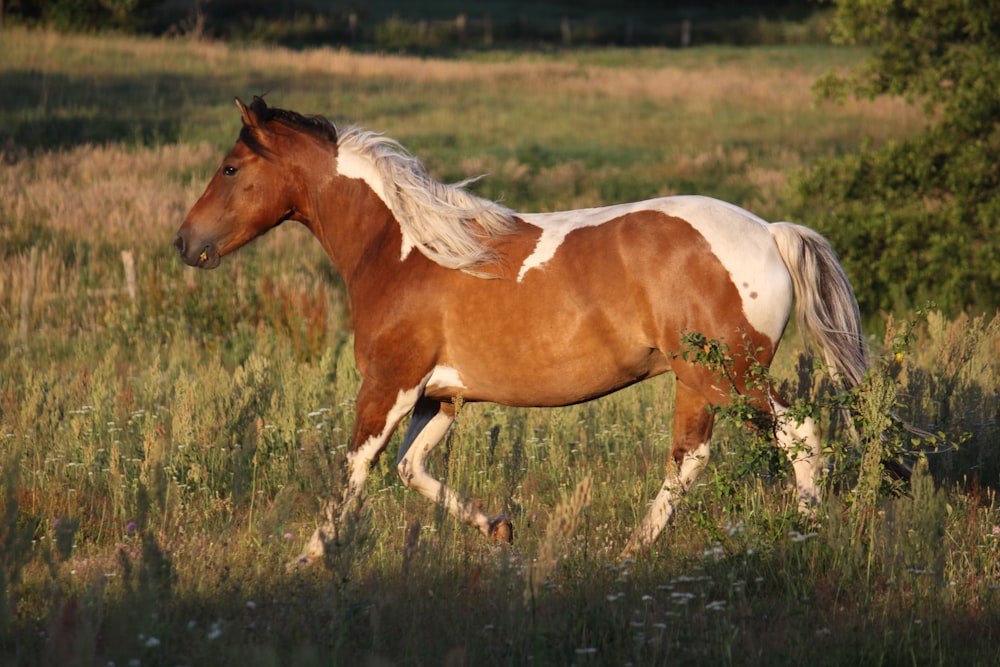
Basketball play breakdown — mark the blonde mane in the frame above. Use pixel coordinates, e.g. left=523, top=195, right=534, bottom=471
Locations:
left=337, top=127, right=519, bottom=276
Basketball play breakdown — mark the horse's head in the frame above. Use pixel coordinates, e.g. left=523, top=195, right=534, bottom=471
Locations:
left=174, top=97, right=319, bottom=269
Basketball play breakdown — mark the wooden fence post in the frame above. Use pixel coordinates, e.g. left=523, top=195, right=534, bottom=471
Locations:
left=121, top=250, right=137, bottom=303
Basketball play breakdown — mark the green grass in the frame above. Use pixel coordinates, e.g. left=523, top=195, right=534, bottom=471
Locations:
left=1, top=28, right=998, bottom=666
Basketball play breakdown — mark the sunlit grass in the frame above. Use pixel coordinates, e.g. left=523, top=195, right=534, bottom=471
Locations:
left=1, top=27, right=998, bottom=666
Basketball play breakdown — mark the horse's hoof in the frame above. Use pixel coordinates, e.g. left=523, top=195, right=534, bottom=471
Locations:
left=489, top=515, right=514, bottom=543
left=285, top=527, right=328, bottom=572
left=285, top=553, right=318, bottom=573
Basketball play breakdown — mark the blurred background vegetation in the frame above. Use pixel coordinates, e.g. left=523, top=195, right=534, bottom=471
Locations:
left=3, top=0, right=830, bottom=49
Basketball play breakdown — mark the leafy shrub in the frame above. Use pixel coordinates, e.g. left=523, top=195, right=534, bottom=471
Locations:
left=793, top=0, right=1000, bottom=315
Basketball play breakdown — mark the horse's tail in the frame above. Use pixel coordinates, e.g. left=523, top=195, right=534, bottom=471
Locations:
left=768, top=222, right=868, bottom=389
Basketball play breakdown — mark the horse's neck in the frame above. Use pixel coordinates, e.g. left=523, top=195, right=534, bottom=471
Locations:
left=305, top=174, right=406, bottom=293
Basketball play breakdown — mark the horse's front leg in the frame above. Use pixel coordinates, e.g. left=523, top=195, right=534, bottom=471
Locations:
left=396, top=397, right=513, bottom=542
left=292, top=378, right=423, bottom=567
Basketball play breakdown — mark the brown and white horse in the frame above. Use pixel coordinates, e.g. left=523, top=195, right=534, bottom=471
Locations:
left=175, top=97, right=868, bottom=563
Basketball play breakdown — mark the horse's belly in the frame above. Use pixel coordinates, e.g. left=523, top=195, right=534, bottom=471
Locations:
left=426, top=342, right=670, bottom=407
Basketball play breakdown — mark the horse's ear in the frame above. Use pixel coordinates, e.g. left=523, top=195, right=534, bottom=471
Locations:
left=236, top=97, right=257, bottom=128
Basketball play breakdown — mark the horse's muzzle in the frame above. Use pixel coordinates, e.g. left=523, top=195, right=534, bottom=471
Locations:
left=173, top=232, right=221, bottom=269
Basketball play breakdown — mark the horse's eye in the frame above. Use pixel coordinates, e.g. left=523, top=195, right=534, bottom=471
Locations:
left=223, top=165, right=238, bottom=177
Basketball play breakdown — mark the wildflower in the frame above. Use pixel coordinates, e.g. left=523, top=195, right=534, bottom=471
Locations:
left=125, top=522, right=138, bottom=537
left=788, top=530, right=818, bottom=542
left=283, top=532, right=295, bottom=540
left=144, top=636, right=160, bottom=648
left=702, top=544, right=725, bottom=560
left=670, top=592, right=696, bottom=605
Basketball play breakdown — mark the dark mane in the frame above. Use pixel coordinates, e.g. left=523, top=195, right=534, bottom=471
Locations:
left=241, top=96, right=339, bottom=155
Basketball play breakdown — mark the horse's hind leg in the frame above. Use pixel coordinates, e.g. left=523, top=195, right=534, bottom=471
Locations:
left=624, top=381, right=714, bottom=557
left=397, top=397, right=512, bottom=541
left=771, top=399, right=823, bottom=514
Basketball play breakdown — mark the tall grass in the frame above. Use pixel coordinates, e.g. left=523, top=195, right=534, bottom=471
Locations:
left=1, top=28, right=998, bottom=666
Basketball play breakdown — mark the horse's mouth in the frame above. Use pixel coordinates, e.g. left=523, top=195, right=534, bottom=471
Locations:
left=194, top=245, right=221, bottom=269
left=174, top=234, right=221, bottom=269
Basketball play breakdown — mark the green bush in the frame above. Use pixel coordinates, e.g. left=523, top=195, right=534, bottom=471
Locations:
left=793, top=0, right=1000, bottom=315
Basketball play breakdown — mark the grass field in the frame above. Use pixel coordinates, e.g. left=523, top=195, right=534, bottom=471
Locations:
left=1, top=27, right=999, bottom=666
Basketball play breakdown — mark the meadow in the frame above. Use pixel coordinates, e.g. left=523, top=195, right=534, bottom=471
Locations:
left=1, top=27, right=999, bottom=666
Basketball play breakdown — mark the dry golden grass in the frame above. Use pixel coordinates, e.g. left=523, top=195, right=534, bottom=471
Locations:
left=1, top=143, right=214, bottom=240
left=0, top=143, right=216, bottom=321
left=2, top=27, right=924, bottom=123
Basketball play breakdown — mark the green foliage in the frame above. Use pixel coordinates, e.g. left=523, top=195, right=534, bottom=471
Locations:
left=20, top=0, right=146, bottom=31
left=5, top=0, right=832, bottom=48
left=794, top=0, right=1000, bottom=314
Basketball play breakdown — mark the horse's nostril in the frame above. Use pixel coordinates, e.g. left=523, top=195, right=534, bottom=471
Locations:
left=173, top=234, right=186, bottom=255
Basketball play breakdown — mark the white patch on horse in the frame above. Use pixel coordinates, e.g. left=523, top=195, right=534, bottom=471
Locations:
left=651, top=196, right=793, bottom=343
left=346, top=372, right=432, bottom=495
left=335, top=144, right=417, bottom=261
left=517, top=201, right=653, bottom=282
left=426, top=365, right=466, bottom=391
left=520, top=195, right=793, bottom=341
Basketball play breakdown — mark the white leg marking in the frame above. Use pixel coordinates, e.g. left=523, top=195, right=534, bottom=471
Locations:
left=626, top=442, right=709, bottom=555
left=677, top=441, right=710, bottom=490
left=396, top=408, right=494, bottom=533
left=344, top=377, right=431, bottom=504
left=772, top=403, right=823, bottom=513
left=294, top=375, right=431, bottom=568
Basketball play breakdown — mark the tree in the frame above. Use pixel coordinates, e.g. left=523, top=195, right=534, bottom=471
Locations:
left=793, top=0, right=1000, bottom=315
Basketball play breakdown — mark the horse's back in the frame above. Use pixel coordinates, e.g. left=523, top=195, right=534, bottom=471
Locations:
left=517, top=195, right=793, bottom=343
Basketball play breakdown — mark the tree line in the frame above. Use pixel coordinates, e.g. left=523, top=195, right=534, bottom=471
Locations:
left=793, top=0, right=999, bottom=315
